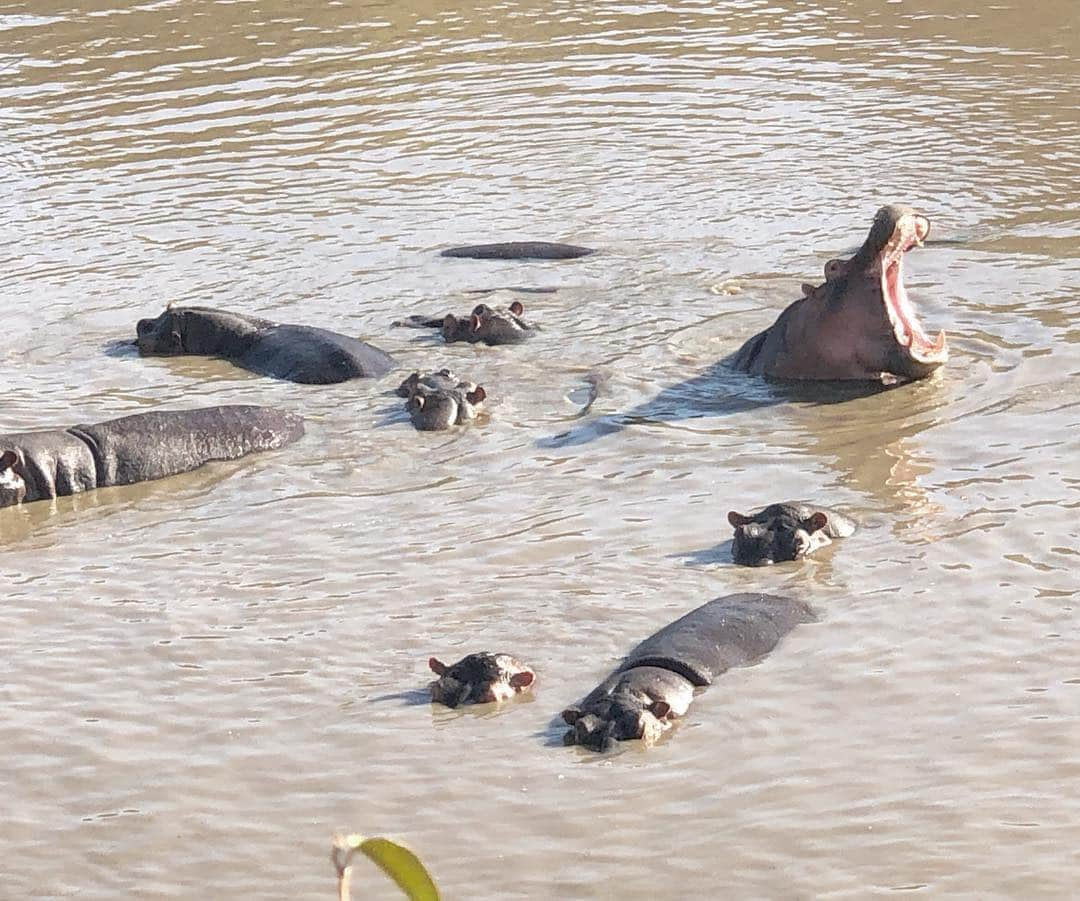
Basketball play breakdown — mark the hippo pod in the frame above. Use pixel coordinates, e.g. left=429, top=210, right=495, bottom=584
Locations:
left=728, top=204, right=948, bottom=383
left=393, top=301, right=536, bottom=346
left=563, top=593, right=816, bottom=752
left=397, top=369, right=487, bottom=431
left=728, top=502, right=857, bottom=566
left=136, top=305, right=395, bottom=384
left=440, top=241, right=594, bottom=260
left=0, top=405, right=303, bottom=509
left=429, top=653, right=536, bottom=708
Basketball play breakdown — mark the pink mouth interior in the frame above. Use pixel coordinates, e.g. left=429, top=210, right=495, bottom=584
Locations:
left=880, top=220, right=947, bottom=362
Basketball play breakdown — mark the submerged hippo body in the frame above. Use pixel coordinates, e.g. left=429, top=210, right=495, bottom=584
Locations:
left=393, top=301, right=536, bottom=346
left=728, top=502, right=857, bottom=566
left=729, top=204, right=948, bottom=383
left=563, top=593, right=816, bottom=751
left=440, top=241, right=595, bottom=260
left=0, top=406, right=303, bottom=508
left=397, top=369, right=487, bottom=431
left=429, top=653, right=536, bottom=708
left=136, top=305, right=395, bottom=384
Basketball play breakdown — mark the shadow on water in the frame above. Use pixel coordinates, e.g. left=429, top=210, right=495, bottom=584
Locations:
left=538, top=359, right=899, bottom=448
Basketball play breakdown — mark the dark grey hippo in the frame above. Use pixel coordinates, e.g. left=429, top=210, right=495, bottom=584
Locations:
left=396, top=369, right=487, bottom=431
left=135, top=305, right=395, bottom=384
left=0, top=405, right=303, bottom=509
left=563, top=593, right=816, bottom=752
left=729, top=204, right=948, bottom=383
left=429, top=653, right=536, bottom=708
left=440, top=241, right=594, bottom=260
left=393, top=301, right=536, bottom=346
left=728, top=502, right=857, bottom=566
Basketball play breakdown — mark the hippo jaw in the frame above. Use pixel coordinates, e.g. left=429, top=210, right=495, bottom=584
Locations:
left=0, top=450, right=27, bottom=507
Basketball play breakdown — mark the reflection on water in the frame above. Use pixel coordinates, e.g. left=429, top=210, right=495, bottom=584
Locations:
left=2, top=0, right=1079, bottom=898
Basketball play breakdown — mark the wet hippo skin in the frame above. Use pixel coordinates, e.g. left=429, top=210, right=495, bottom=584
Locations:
left=728, top=502, right=857, bottom=566
left=135, top=305, right=395, bottom=384
left=0, top=405, right=304, bottom=508
left=440, top=241, right=595, bottom=260
left=729, top=204, right=948, bottom=383
left=429, top=653, right=536, bottom=708
left=397, top=369, right=487, bottom=431
left=393, top=301, right=535, bottom=346
left=563, top=593, right=816, bottom=751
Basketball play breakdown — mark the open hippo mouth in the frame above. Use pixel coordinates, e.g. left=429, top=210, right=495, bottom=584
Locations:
left=879, top=211, right=947, bottom=365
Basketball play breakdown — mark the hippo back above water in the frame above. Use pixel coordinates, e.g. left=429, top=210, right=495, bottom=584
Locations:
left=136, top=305, right=395, bottom=384
left=440, top=241, right=595, bottom=261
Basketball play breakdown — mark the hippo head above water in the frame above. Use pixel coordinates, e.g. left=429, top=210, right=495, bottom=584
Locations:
left=428, top=652, right=536, bottom=708
left=136, top=305, right=185, bottom=355
left=727, top=502, right=856, bottom=566
left=442, top=301, right=533, bottom=346
left=0, top=450, right=27, bottom=507
left=397, top=369, right=487, bottom=431
left=729, top=204, right=948, bottom=383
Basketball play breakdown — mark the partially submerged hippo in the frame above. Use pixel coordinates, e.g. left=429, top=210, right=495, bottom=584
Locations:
left=135, top=305, right=395, bottom=384
left=429, top=653, right=536, bottom=708
left=397, top=369, right=487, bottom=431
left=440, top=241, right=594, bottom=260
left=0, top=405, right=303, bottom=509
left=563, top=593, right=815, bottom=751
left=728, top=502, right=857, bottom=566
left=729, top=204, right=948, bottom=383
left=393, top=301, right=535, bottom=346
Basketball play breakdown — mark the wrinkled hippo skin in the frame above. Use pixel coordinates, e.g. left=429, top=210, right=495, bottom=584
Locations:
left=728, top=502, right=857, bottom=566
left=440, top=241, right=594, bottom=260
left=728, top=204, right=948, bottom=383
left=563, top=593, right=816, bottom=751
left=393, top=301, right=535, bottom=346
left=0, top=405, right=303, bottom=509
left=136, top=305, right=395, bottom=384
left=429, top=652, right=536, bottom=708
left=397, top=369, right=487, bottom=431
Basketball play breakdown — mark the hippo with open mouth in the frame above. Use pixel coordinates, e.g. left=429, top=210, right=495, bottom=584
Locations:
left=440, top=241, right=594, bottom=260
left=0, top=405, right=303, bottom=509
left=729, top=204, right=948, bottom=383
left=563, top=593, right=816, bottom=752
left=727, top=502, right=857, bottom=566
left=393, top=301, right=536, bottom=346
left=135, top=305, right=395, bottom=384
left=429, top=653, right=536, bottom=708
left=397, top=369, right=487, bottom=431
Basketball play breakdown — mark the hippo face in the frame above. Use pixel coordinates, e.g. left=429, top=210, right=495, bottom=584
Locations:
left=442, top=302, right=533, bottom=345
left=135, top=307, right=183, bottom=355
left=399, top=369, right=487, bottom=431
left=428, top=653, right=536, bottom=708
left=562, top=696, right=672, bottom=752
left=0, top=450, right=27, bottom=508
left=728, top=504, right=830, bottom=565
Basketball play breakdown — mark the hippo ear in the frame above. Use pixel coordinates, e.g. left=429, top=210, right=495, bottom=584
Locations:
left=510, top=671, right=534, bottom=690
left=467, top=385, right=486, bottom=405
left=805, top=511, right=829, bottom=533
left=428, top=657, right=448, bottom=676
left=0, top=450, right=17, bottom=471
left=562, top=707, right=582, bottom=725
left=166, top=301, right=176, bottom=311
left=649, top=700, right=672, bottom=719
left=412, top=394, right=426, bottom=410
left=728, top=510, right=752, bottom=527
left=470, top=313, right=482, bottom=332
left=509, top=300, right=524, bottom=316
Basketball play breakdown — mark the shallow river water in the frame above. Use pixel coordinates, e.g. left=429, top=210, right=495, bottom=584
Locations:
left=2, top=1, right=1078, bottom=898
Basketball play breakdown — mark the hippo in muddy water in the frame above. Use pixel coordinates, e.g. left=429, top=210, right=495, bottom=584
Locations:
left=135, top=305, right=395, bottom=384
left=729, top=204, right=948, bottom=383
left=563, top=593, right=816, bottom=752
left=397, top=369, right=487, bottom=431
left=393, top=301, right=536, bottom=346
left=440, top=241, right=594, bottom=260
left=0, top=405, right=303, bottom=509
left=429, top=653, right=536, bottom=708
left=728, top=502, right=857, bottom=566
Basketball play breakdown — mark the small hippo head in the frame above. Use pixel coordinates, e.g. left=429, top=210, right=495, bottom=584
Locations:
left=135, top=305, right=184, bottom=355
left=0, top=450, right=27, bottom=508
left=561, top=697, right=672, bottom=752
left=404, top=373, right=487, bottom=432
left=728, top=503, right=830, bottom=566
left=428, top=653, right=536, bottom=708
left=442, top=302, right=532, bottom=345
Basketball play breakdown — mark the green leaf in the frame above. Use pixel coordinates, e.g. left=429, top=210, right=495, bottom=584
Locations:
left=356, top=836, right=440, bottom=901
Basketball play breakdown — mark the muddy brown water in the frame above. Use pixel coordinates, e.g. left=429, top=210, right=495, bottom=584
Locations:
left=2, top=1, right=1078, bottom=898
